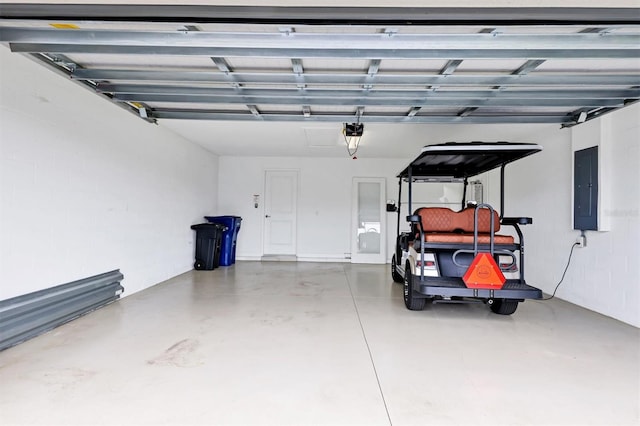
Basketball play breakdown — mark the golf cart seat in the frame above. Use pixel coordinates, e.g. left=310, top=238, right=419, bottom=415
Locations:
left=413, top=207, right=515, bottom=245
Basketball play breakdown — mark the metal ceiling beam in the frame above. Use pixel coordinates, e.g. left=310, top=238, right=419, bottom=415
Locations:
left=362, top=59, right=382, bottom=90
left=30, top=43, right=640, bottom=59
left=512, top=59, right=546, bottom=75
left=111, top=93, right=629, bottom=108
left=458, top=107, right=478, bottom=117
left=211, top=57, right=231, bottom=73
left=24, top=53, right=156, bottom=123
left=210, top=57, right=241, bottom=89
left=151, top=110, right=569, bottom=124
left=367, top=59, right=382, bottom=76
left=291, top=58, right=305, bottom=89
left=407, top=107, right=421, bottom=117
left=37, top=53, right=78, bottom=72
left=1, top=5, right=639, bottom=25
left=440, top=60, right=463, bottom=75
left=462, top=59, right=545, bottom=116
left=182, top=25, right=202, bottom=32
left=10, top=45, right=638, bottom=60
left=492, top=59, right=545, bottom=90
left=3, top=28, right=638, bottom=59
left=1, top=15, right=635, bottom=126
left=579, top=28, right=613, bottom=34
left=562, top=99, right=639, bottom=128
left=96, top=85, right=640, bottom=99
left=72, top=69, right=640, bottom=87
left=247, top=105, right=261, bottom=117
left=364, top=59, right=382, bottom=89
left=428, top=59, right=463, bottom=91
left=291, top=58, right=304, bottom=74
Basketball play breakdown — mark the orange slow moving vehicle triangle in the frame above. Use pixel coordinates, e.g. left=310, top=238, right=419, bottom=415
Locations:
left=462, top=253, right=506, bottom=289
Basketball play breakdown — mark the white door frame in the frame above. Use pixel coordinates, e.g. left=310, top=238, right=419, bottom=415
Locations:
left=263, top=169, right=299, bottom=256
left=351, top=177, right=386, bottom=264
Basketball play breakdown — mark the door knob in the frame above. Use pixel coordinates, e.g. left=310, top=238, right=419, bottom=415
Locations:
left=265, top=215, right=271, bottom=218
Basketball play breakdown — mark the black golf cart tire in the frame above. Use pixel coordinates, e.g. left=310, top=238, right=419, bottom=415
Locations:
left=490, top=299, right=519, bottom=315
left=404, top=264, right=426, bottom=311
left=391, top=255, right=404, bottom=283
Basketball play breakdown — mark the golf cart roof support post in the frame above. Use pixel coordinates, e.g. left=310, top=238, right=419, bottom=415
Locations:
left=397, top=177, right=402, bottom=238
left=462, top=177, right=469, bottom=210
left=408, top=165, right=413, bottom=217
left=500, top=164, right=506, bottom=220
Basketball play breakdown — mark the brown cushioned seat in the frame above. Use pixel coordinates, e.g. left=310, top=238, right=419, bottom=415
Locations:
left=422, top=233, right=514, bottom=244
left=414, top=207, right=514, bottom=245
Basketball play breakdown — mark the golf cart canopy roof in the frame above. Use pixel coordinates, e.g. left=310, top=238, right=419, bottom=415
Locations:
left=397, top=142, right=542, bottom=180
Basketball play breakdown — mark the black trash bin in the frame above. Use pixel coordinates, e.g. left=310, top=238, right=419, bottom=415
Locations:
left=190, top=223, right=226, bottom=270
left=204, top=216, right=242, bottom=266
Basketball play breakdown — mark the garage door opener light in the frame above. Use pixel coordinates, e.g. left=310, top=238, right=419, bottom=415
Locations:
left=343, top=122, right=364, bottom=157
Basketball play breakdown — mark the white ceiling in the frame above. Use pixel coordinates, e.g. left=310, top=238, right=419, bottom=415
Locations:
left=159, top=120, right=560, bottom=158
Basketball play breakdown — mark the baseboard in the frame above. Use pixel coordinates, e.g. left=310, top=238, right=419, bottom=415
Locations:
left=237, top=255, right=351, bottom=263
left=261, top=255, right=298, bottom=262
left=296, top=256, right=350, bottom=263
left=236, top=255, right=262, bottom=261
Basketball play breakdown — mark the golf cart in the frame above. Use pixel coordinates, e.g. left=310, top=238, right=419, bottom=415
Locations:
left=391, top=142, right=543, bottom=315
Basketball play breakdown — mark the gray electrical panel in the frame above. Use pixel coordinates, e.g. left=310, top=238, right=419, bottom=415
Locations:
left=574, top=146, right=598, bottom=230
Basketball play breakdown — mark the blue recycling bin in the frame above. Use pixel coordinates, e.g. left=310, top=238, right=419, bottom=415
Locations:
left=204, top=216, right=242, bottom=266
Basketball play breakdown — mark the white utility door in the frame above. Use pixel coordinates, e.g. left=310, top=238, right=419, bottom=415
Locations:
left=351, top=177, right=386, bottom=264
left=263, top=170, right=298, bottom=255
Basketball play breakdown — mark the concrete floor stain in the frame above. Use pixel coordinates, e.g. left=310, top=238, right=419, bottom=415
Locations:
left=147, top=338, right=203, bottom=368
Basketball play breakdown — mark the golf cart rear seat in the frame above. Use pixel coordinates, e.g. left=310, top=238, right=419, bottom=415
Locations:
left=413, top=207, right=515, bottom=245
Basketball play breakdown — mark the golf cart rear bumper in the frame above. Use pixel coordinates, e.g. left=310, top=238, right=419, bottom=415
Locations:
left=414, top=277, right=543, bottom=299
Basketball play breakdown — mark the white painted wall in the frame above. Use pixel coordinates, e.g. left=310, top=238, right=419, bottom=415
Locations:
left=218, top=156, right=407, bottom=262
left=565, top=105, right=639, bottom=326
left=0, top=48, right=219, bottom=299
left=490, top=105, right=640, bottom=327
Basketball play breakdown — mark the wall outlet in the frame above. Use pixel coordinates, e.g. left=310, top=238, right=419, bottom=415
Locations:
left=576, top=235, right=587, bottom=248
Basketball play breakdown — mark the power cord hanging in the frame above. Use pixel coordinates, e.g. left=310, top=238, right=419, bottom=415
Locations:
left=540, top=242, right=580, bottom=301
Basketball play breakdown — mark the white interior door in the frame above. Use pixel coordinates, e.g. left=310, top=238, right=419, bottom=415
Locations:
left=351, top=177, right=386, bottom=264
left=264, top=170, right=298, bottom=256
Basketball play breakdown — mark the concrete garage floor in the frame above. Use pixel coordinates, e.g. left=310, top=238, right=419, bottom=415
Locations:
left=0, top=262, right=638, bottom=426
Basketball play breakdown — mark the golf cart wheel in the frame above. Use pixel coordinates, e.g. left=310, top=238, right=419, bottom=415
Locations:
left=490, top=299, right=519, bottom=315
left=404, top=264, right=426, bottom=311
left=391, top=255, right=403, bottom=283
